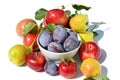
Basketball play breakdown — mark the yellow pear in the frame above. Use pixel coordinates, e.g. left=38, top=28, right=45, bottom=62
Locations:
left=69, top=14, right=89, bottom=33
left=79, top=31, right=94, bottom=43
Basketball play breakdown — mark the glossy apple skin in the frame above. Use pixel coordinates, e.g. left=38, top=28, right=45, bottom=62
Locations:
left=58, top=61, right=77, bottom=79
left=26, top=52, right=46, bottom=72
left=16, top=18, right=38, bottom=37
left=79, top=42, right=101, bottom=61
left=23, top=34, right=38, bottom=51
left=45, top=9, right=69, bottom=26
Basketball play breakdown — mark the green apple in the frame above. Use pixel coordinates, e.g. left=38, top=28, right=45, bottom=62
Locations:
left=79, top=31, right=94, bottom=43
left=8, top=44, right=31, bottom=66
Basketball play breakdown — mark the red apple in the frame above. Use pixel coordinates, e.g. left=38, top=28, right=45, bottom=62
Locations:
left=58, top=58, right=77, bottom=79
left=79, top=42, right=101, bottom=61
left=23, top=34, right=38, bottom=51
left=16, top=18, right=38, bottom=37
left=45, top=9, right=69, bottom=26
left=26, top=52, right=46, bottom=72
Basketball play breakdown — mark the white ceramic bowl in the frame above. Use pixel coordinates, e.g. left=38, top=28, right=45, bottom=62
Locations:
left=37, top=30, right=82, bottom=61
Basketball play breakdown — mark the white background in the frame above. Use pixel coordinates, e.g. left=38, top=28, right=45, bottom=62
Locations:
left=0, top=0, right=120, bottom=80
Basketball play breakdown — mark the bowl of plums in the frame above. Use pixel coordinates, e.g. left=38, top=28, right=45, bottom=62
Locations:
left=37, top=24, right=82, bottom=61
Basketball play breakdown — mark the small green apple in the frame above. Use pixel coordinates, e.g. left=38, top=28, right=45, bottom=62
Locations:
left=8, top=44, right=31, bottom=66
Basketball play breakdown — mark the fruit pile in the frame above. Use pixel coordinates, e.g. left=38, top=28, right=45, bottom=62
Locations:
left=8, top=4, right=109, bottom=80
left=38, top=25, right=80, bottom=52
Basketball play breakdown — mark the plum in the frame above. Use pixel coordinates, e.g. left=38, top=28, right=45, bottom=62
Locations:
left=48, top=42, right=64, bottom=53
left=38, top=29, right=53, bottom=48
left=69, top=32, right=78, bottom=41
left=63, top=36, right=79, bottom=51
left=53, top=25, right=68, bottom=43
left=44, top=61, right=58, bottom=76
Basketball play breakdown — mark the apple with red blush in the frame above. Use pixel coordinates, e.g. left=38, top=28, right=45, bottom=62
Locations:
left=26, top=52, right=46, bottom=72
left=79, top=42, right=101, bottom=61
left=44, top=9, right=69, bottom=26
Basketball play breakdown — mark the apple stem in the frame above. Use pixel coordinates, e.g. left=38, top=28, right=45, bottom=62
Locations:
left=88, top=45, right=92, bottom=51
left=34, top=52, right=38, bottom=59
left=62, top=5, right=65, bottom=9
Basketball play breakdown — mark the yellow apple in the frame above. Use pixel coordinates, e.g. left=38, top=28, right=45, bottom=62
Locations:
left=79, top=31, right=94, bottom=43
left=8, top=44, right=31, bottom=66
left=69, top=14, right=89, bottom=33
left=80, top=58, right=101, bottom=78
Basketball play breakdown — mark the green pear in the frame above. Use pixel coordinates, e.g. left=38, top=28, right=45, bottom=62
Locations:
left=8, top=44, right=31, bottom=66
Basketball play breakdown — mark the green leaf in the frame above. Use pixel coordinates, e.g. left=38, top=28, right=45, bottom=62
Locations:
left=72, top=4, right=91, bottom=11
left=65, top=10, right=71, bottom=17
left=84, top=78, right=95, bottom=80
left=22, top=22, right=37, bottom=36
left=93, top=31, right=99, bottom=37
left=45, top=24, right=57, bottom=32
left=35, top=8, right=48, bottom=20
left=102, top=77, right=110, bottom=80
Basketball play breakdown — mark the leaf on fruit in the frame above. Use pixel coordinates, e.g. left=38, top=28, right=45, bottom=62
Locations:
left=45, top=24, right=57, bottom=32
left=22, top=22, right=37, bottom=36
left=35, top=8, right=48, bottom=20
left=65, top=10, right=71, bottom=17
left=93, top=31, right=98, bottom=37
left=84, top=78, right=95, bottom=80
left=72, top=4, right=91, bottom=11
left=102, top=77, right=110, bottom=80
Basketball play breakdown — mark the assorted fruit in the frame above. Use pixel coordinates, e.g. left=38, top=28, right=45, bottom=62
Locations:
left=38, top=25, right=80, bottom=53
left=8, top=4, right=109, bottom=80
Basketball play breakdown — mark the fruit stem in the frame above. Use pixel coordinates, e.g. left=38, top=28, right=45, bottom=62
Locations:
left=62, top=5, right=65, bottom=9
left=70, top=58, right=75, bottom=63
left=34, top=52, right=38, bottom=59
left=88, top=45, right=92, bottom=51
left=60, top=56, right=65, bottom=62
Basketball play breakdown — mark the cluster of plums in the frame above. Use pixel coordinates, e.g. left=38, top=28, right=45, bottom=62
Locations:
left=38, top=25, right=80, bottom=53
